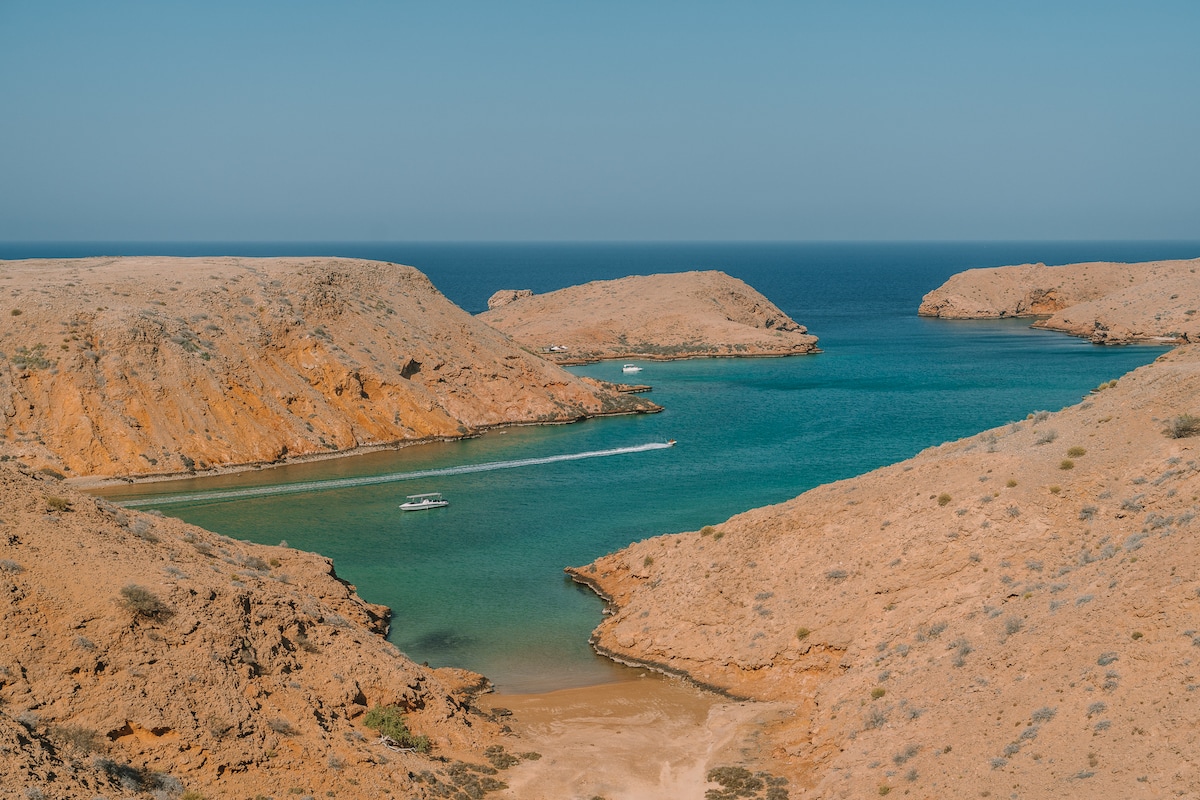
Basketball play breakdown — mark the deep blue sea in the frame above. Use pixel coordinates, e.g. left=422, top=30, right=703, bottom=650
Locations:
left=23, top=241, right=1195, bottom=692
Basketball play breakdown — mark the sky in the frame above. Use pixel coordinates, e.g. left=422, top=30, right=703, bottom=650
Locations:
left=1, top=1, right=1198, bottom=242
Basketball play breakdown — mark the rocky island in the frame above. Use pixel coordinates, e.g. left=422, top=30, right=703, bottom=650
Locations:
left=479, top=271, right=819, bottom=364
left=0, top=257, right=656, bottom=481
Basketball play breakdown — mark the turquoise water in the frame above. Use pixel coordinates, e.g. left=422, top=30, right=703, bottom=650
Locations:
left=85, top=242, right=1191, bottom=691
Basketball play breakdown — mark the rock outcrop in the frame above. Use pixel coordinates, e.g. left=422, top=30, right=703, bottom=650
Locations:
left=0, top=464, right=518, bottom=798
left=918, top=257, right=1200, bottom=344
left=478, top=271, right=819, bottom=363
left=486, top=289, right=533, bottom=310
left=0, top=257, right=656, bottom=480
left=572, top=344, right=1200, bottom=797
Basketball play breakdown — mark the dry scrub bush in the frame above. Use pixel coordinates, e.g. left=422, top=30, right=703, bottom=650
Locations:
left=119, top=585, right=172, bottom=620
left=1165, top=414, right=1200, bottom=439
left=364, top=705, right=431, bottom=753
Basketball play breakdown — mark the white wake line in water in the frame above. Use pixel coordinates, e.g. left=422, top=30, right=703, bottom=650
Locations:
left=117, top=442, right=674, bottom=508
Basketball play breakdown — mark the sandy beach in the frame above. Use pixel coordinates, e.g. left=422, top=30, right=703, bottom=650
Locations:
left=479, top=675, right=791, bottom=799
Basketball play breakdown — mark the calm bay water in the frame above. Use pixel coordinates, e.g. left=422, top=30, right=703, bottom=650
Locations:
left=65, top=241, right=1198, bottom=691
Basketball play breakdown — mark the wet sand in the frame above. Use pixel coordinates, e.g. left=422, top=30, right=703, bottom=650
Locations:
left=478, top=674, right=791, bottom=799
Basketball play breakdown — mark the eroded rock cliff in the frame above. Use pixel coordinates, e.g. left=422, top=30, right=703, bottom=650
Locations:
left=0, top=257, right=656, bottom=480
left=478, top=271, right=819, bottom=363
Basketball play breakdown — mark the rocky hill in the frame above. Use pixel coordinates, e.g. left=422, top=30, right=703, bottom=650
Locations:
left=0, top=256, right=656, bottom=481
left=479, top=271, right=819, bottom=364
left=0, top=463, right=535, bottom=798
left=918, top=257, right=1200, bottom=344
left=572, top=341, right=1200, bottom=798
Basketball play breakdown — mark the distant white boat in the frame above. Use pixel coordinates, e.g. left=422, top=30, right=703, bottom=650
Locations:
left=400, top=492, right=448, bottom=511
left=622, top=364, right=643, bottom=373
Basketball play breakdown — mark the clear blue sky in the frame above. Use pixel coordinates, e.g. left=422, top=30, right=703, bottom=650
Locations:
left=2, top=1, right=1197, bottom=241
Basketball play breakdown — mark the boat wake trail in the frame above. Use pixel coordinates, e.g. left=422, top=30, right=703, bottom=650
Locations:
left=117, top=441, right=674, bottom=508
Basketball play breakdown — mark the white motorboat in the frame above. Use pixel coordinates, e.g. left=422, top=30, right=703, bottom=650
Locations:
left=400, top=492, right=449, bottom=511
left=622, top=364, right=643, bottom=373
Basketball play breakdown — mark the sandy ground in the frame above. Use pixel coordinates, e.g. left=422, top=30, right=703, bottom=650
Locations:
left=479, top=676, right=790, bottom=800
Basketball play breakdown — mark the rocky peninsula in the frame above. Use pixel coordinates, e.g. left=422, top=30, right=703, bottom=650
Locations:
left=918, top=257, right=1200, bottom=344
left=0, top=257, right=656, bottom=481
left=479, top=271, right=819, bottom=363
left=573, top=263, right=1200, bottom=798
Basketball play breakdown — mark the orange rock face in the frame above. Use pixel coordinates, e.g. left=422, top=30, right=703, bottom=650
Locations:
left=918, top=257, right=1200, bottom=344
left=574, top=345, right=1200, bottom=798
left=0, top=257, right=656, bottom=479
left=479, top=270, right=819, bottom=363
left=0, top=464, right=521, bottom=798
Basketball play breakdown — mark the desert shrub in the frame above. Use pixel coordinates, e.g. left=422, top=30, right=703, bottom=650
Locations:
left=1006, top=478, right=1017, bottom=488
left=130, top=518, right=158, bottom=543
left=796, top=627, right=811, bottom=640
left=1121, top=496, right=1144, bottom=512
left=892, top=743, right=920, bottom=765
left=706, top=766, right=763, bottom=798
left=49, top=724, right=106, bottom=754
left=871, top=687, right=886, bottom=699
left=11, top=344, right=53, bottom=370
left=44, top=496, right=72, bottom=512
left=643, top=555, right=654, bottom=568
left=1059, top=459, right=1075, bottom=470
left=937, top=493, right=951, bottom=506
left=119, top=584, right=172, bottom=620
left=1165, top=414, right=1200, bottom=439
left=1004, top=617, right=1023, bottom=636
left=864, top=707, right=888, bottom=729
left=0, top=559, right=23, bottom=573
left=1067, top=446, right=1087, bottom=457
left=825, top=569, right=848, bottom=581
left=700, top=526, right=715, bottom=537
left=240, top=555, right=269, bottom=571
left=1030, top=706, right=1056, bottom=723
left=1079, top=505, right=1098, bottom=521
left=484, top=745, right=520, bottom=769
left=1036, top=429, right=1058, bottom=445
left=363, top=705, right=431, bottom=753
left=268, top=718, right=298, bottom=736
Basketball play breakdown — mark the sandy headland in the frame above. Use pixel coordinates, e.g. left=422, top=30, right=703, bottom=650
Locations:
left=479, top=270, right=820, bottom=364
